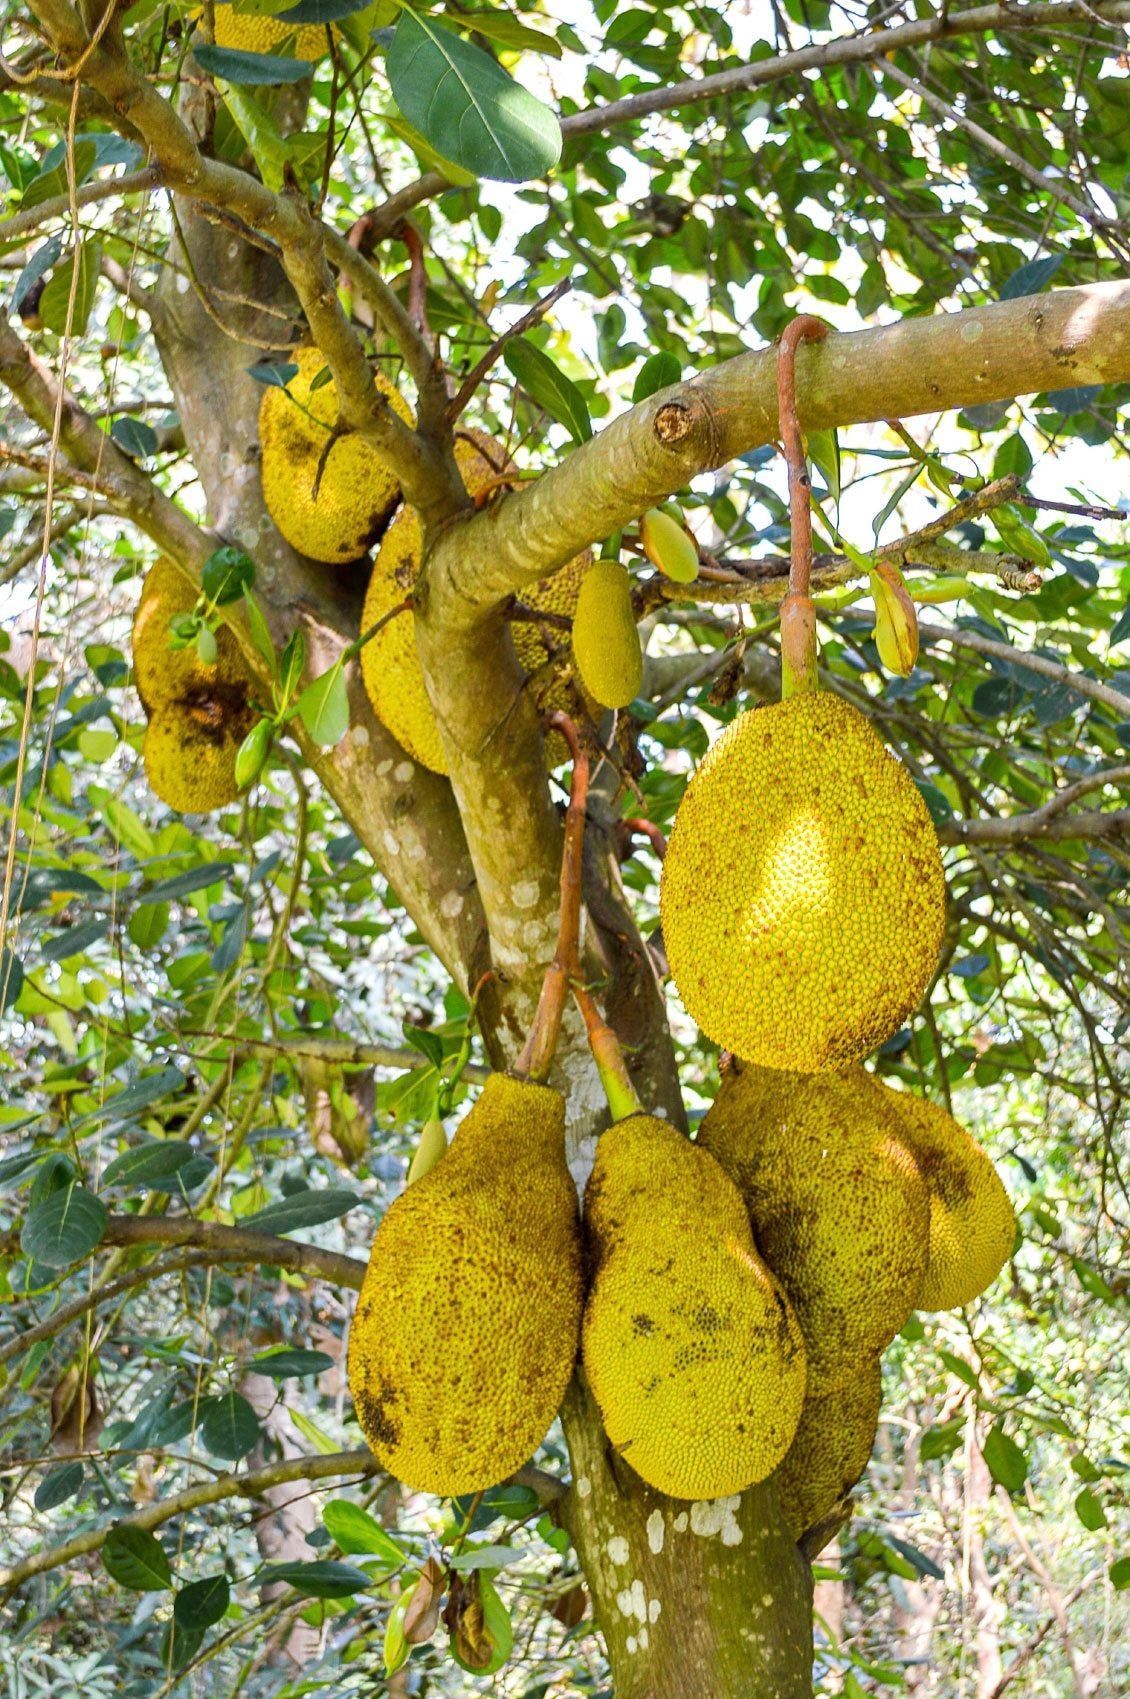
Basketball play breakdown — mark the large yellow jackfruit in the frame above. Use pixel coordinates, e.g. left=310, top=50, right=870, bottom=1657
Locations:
left=259, top=346, right=414, bottom=565
left=774, top=1357, right=882, bottom=1541
left=698, top=1063, right=930, bottom=1392
left=142, top=699, right=252, bottom=814
left=347, top=1074, right=583, bottom=1496
left=360, top=434, right=589, bottom=772
left=879, top=1086, right=1015, bottom=1310
left=659, top=691, right=947, bottom=1071
left=131, top=557, right=247, bottom=714
left=582, top=1114, right=807, bottom=1500
left=571, top=558, right=642, bottom=709
left=210, top=4, right=329, bottom=64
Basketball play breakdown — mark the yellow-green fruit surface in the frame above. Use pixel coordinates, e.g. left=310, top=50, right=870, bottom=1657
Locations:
left=259, top=346, right=414, bottom=564
left=142, top=702, right=251, bottom=813
left=698, top=1063, right=930, bottom=1392
left=360, top=433, right=508, bottom=773
left=572, top=559, right=642, bottom=708
left=774, top=1357, right=882, bottom=1541
left=211, top=4, right=328, bottom=63
left=582, top=1113, right=807, bottom=1500
left=132, top=557, right=247, bottom=714
left=659, top=691, right=947, bottom=1071
left=347, top=1074, right=583, bottom=1496
left=880, top=1087, right=1015, bottom=1309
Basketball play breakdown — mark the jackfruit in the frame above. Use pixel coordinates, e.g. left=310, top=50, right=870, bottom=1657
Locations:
left=360, top=434, right=589, bottom=771
left=659, top=691, right=947, bottom=1071
left=131, top=557, right=247, bottom=714
left=879, top=1087, right=1015, bottom=1310
left=259, top=346, right=414, bottom=564
left=698, top=1062, right=930, bottom=1392
left=348, top=1073, right=583, bottom=1496
left=210, top=4, right=329, bottom=63
left=571, top=558, right=642, bottom=709
left=774, top=1357, right=882, bottom=1541
left=581, top=1113, right=807, bottom=1500
left=640, top=507, right=698, bottom=583
left=142, top=697, right=253, bottom=814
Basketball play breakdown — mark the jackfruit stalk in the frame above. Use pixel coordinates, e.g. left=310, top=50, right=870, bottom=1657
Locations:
left=582, top=1113, right=807, bottom=1500
left=259, top=346, right=414, bottom=564
left=698, top=1061, right=930, bottom=1392
left=659, top=690, right=947, bottom=1071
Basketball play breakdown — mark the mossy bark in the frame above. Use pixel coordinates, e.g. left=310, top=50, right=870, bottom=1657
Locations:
left=561, top=1380, right=815, bottom=1699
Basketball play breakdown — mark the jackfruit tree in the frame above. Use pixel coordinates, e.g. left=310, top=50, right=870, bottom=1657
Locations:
left=0, top=4, right=1127, bottom=1697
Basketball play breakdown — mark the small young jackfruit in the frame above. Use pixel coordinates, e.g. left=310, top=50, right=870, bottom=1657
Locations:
left=210, top=4, right=329, bottom=64
left=347, top=1074, right=583, bottom=1496
left=571, top=559, right=642, bottom=709
left=698, top=1062, right=930, bottom=1392
left=259, top=346, right=414, bottom=564
left=879, top=1087, right=1016, bottom=1310
left=132, top=557, right=247, bottom=714
left=660, top=691, right=947, bottom=1071
left=640, top=508, right=698, bottom=583
left=142, top=698, right=253, bottom=814
left=774, top=1357, right=882, bottom=1541
left=582, top=1114, right=807, bottom=1500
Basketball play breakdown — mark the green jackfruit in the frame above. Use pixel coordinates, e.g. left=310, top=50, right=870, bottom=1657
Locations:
left=879, top=1086, right=1015, bottom=1309
left=131, top=557, right=246, bottom=714
left=659, top=691, right=947, bottom=1071
left=572, top=558, right=642, bottom=709
left=698, top=1062, right=930, bottom=1392
left=775, top=1357, right=882, bottom=1541
left=347, top=1074, right=583, bottom=1495
left=259, top=346, right=414, bottom=564
left=582, top=1114, right=807, bottom=1500
left=143, top=698, right=253, bottom=814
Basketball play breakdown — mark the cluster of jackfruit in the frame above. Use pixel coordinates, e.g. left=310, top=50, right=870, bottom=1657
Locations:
left=259, top=346, right=414, bottom=565
left=131, top=559, right=255, bottom=814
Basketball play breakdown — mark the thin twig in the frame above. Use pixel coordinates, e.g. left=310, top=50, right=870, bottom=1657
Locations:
left=447, top=279, right=573, bottom=423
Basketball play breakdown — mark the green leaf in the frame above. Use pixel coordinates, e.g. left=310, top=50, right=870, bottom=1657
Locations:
left=200, top=1391, right=260, bottom=1461
left=236, top=718, right=273, bottom=789
left=1074, top=1487, right=1107, bottom=1531
left=456, top=10, right=562, bottom=57
left=127, top=901, right=170, bottom=950
left=387, top=13, right=561, bottom=183
left=449, top=1544, right=524, bottom=1572
left=21, top=140, right=98, bottom=210
left=296, top=661, right=350, bottom=747
left=381, top=112, right=477, bottom=188
left=71, top=1065, right=187, bottom=1131
left=244, top=591, right=278, bottom=673
left=250, top=1347, right=335, bottom=1380
left=982, top=1424, right=1028, bottom=1493
left=1111, top=1557, right=1130, bottom=1590
left=919, top=1419, right=963, bottom=1463
left=101, top=1141, right=197, bottom=1190
left=103, top=1524, right=174, bottom=1591
left=322, top=1499, right=405, bottom=1564
left=39, top=240, right=101, bottom=337
left=633, top=351, right=681, bottom=402
left=260, top=1559, right=372, bottom=1598
left=34, top=1461, right=85, bottom=1511
left=21, top=1184, right=107, bottom=1268
left=504, top=339, right=591, bottom=443
left=938, top=1350, right=980, bottom=1389
left=174, top=1573, right=231, bottom=1631
left=218, top=83, right=293, bottom=191
left=278, top=628, right=307, bottom=706
left=195, top=42, right=314, bottom=85
left=384, top=1589, right=411, bottom=1675
left=1, top=946, right=24, bottom=1013
left=242, top=1186, right=360, bottom=1235
left=202, top=546, right=256, bottom=606
left=145, top=865, right=233, bottom=904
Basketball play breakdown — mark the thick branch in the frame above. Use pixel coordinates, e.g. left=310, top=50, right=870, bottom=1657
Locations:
left=98, top=1215, right=367, bottom=1290
left=940, top=809, right=1130, bottom=846
left=0, top=163, right=162, bottom=245
left=439, top=281, right=1130, bottom=617
left=918, top=622, right=1130, bottom=718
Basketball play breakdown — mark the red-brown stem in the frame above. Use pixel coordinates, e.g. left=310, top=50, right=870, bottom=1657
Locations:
left=776, top=314, right=828, bottom=697
left=619, top=816, right=668, bottom=863
left=514, top=712, right=589, bottom=1083
left=447, top=279, right=573, bottom=423
left=398, top=221, right=431, bottom=342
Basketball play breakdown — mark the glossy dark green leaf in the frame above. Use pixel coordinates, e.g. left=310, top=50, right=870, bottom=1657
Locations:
left=34, top=1461, right=85, bottom=1511
left=195, top=43, right=314, bottom=85
left=200, top=1391, right=260, bottom=1461
left=174, top=1573, right=231, bottom=1630
left=259, top=1559, right=372, bottom=1598
left=242, top=1187, right=360, bottom=1235
left=103, top=1524, right=173, bottom=1591
left=250, top=1347, right=336, bottom=1380
left=21, top=1184, right=107, bottom=1268
left=101, top=1140, right=196, bottom=1189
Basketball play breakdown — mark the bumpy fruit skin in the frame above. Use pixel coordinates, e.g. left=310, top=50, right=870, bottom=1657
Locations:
left=774, top=1357, right=882, bottom=1541
left=361, top=433, right=589, bottom=771
left=659, top=691, right=947, bottom=1071
left=582, top=1114, right=807, bottom=1500
left=572, top=558, right=642, bottom=709
left=132, top=558, right=246, bottom=714
left=698, top=1062, right=930, bottom=1392
left=210, top=4, right=328, bottom=64
left=259, top=347, right=414, bottom=564
left=879, top=1087, right=1016, bottom=1309
left=347, top=1074, right=583, bottom=1496
left=142, top=701, right=252, bottom=813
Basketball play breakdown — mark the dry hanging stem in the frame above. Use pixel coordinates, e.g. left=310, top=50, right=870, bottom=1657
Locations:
left=776, top=314, right=828, bottom=697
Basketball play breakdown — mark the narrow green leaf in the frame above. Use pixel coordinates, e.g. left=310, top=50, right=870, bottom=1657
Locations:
left=260, top=1559, right=372, bottom=1598
left=101, top=1140, right=196, bottom=1189
left=196, top=43, right=314, bottom=85
left=504, top=339, right=591, bottom=443
left=34, top=1461, right=85, bottom=1511
left=39, top=240, right=101, bottom=336
left=251, top=1347, right=335, bottom=1380
left=242, top=1186, right=359, bottom=1235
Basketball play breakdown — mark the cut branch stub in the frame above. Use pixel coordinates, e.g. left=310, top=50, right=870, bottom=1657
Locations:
left=776, top=315, right=828, bottom=698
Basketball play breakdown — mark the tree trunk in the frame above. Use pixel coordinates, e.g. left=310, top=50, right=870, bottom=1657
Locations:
left=561, top=1381, right=814, bottom=1698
